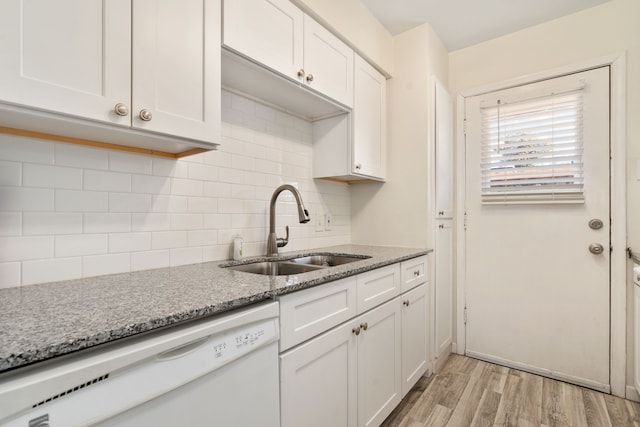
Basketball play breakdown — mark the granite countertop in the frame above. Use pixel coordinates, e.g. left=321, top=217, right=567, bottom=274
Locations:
left=0, top=245, right=430, bottom=374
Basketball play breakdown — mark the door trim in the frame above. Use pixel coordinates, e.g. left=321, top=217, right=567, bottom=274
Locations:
left=454, top=53, right=627, bottom=397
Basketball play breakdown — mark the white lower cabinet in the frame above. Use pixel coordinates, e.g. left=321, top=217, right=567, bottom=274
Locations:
left=280, top=298, right=401, bottom=427
left=280, top=258, right=429, bottom=427
left=401, top=284, right=429, bottom=397
left=357, top=298, right=402, bottom=427
left=280, top=320, right=358, bottom=427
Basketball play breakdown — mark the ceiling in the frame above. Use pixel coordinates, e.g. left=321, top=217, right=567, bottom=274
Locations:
left=360, top=0, right=610, bottom=52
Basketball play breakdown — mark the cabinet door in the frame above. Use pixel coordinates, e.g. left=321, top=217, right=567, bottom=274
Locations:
left=357, top=298, right=402, bottom=427
left=401, top=284, right=429, bottom=397
left=353, top=55, right=386, bottom=179
left=435, top=79, right=454, bottom=218
left=280, top=321, right=357, bottom=427
left=303, top=16, right=354, bottom=108
left=132, top=0, right=220, bottom=142
left=435, top=219, right=453, bottom=358
left=223, top=0, right=303, bottom=80
left=0, top=0, right=131, bottom=125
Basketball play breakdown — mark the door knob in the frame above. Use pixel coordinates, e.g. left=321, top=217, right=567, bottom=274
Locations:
left=589, top=243, right=604, bottom=255
left=352, top=326, right=361, bottom=336
left=306, top=73, right=314, bottom=83
left=114, top=103, right=129, bottom=116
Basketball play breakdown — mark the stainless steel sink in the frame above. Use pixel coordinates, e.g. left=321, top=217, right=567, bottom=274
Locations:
left=225, top=261, right=325, bottom=276
left=290, top=254, right=370, bottom=267
left=223, top=253, right=370, bottom=276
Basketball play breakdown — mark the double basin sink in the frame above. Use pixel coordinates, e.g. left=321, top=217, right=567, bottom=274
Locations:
left=224, top=253, right=370, bottom=276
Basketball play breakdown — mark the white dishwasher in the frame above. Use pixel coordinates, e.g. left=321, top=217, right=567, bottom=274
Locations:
left=0, top=301, right=280, bottom=427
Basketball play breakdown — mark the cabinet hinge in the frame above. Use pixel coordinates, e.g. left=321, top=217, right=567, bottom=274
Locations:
left=464, top=307, right=468, bottom=325
left=463, top=212, right=468, bottom=231
left=463, top=118, right=467, bottom=135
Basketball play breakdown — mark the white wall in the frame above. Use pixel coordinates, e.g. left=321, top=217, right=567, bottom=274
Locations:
left=449, top=0, right=640, bottom=393
left=351, top=23, right=448, bottom=248
left=0, top=90, right=351, bottom=287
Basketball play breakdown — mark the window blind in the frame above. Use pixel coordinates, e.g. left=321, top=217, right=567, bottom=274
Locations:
left=480, top=89, right=584, bottom=204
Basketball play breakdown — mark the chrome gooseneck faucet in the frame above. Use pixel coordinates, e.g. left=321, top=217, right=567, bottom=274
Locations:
left=267, top=184, right=310, bottom=256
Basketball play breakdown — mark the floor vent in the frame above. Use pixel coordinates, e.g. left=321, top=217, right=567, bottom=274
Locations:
left=32, top=373, right=110, bottom=408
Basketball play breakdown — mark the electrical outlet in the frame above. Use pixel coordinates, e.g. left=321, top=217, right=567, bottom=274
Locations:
left=324, top=214, right=332, bottom=231
left=315, top=213, right=324, bottom=232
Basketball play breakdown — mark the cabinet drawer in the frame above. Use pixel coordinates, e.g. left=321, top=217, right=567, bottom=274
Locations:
left=279, top=276, right=357, bottom=351
left=357, top=264, right=400, bottom=314
left=400, top=255, right=428, bottom=293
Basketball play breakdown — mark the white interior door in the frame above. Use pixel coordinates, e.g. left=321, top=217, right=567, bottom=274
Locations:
left=464, top=67, right=610, bottom=392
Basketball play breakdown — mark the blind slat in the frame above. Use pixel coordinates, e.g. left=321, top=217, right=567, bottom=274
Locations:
left=480, top=90, right=584, bottom=205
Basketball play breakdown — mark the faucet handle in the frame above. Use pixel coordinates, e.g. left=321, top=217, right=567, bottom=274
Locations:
left=277, top=225, right=289, bottom=248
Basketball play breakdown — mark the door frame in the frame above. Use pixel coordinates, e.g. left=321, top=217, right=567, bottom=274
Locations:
left=454, top=53, right=627, bottom=397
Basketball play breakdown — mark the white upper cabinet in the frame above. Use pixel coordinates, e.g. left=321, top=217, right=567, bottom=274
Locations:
left=0, top=0, right=220, bottom=155
left=435, top=79, right=454, bottom=218
left=222, top=0, right=303, bottom=79
left=353, top=54, right=387, bottom=180
left=223, top=0, right=353, bottom=108
left=132, top=0, right=220, bottom=142
left=0, top=0, right=131, bottom=125
left=302, top=16, right=353, bottom=107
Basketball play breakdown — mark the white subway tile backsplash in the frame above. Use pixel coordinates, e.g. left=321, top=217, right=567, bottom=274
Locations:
left=2, top=135, right=54, bottom=164
left=22, top=257, right=81, bottom=285
left=0, top=262, right=20, bottom=288
left=171, top=178, right=203, bottom=196
left=152, top=157, right=189, bottom=178
left=0, top=91, right=350, bottom=286
left=84, top=170, right=131, bottom=192
left=0, top=236, right=53, bottom=262
left=0, top=161, right=21, bottom=186
left=55, top=189, right=108, bottom=212
left=0, top=187, right=54, bottom=212
left=170, top=214, right=203, bottom=231
left=151, top=195, right=188, bottom=213
left=203, top=214, right=231, bottom=230
left=23, top=213, right=82, bottom=235
left=109, top=151, right=152, bottom=174
left=55, top=144, right=107, bottom=170
left=84, top=213, right=131, bottom=233
left=0, top=213, right=21, bottom=236
left=23, top=164, right=82, bottom=189
left=56, top=234, right=108, bottom=257
left=109, top=193, right=152, bottom=213
left=131, top=250, right=170, bottom=271
left=82, top=253, right=130, bottom=277
left=170, top=247, right=203, bottom=267
left=132, top=174, right=171, bottom=195
left=187, top=197, right=218, bottom=213
left=132, top=213, right=170, bottom=231
left=187, top=230, right=217, bottom=247
left=109, top=232, right=151, bottom=253
left=151, top=231, right=187, bottom=250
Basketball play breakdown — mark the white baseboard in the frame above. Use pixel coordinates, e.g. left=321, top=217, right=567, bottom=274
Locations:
left=626, top=385, right=640, bottom=402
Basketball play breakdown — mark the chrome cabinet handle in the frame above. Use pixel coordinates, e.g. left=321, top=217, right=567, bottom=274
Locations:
left=438, top=211, right=444, bottom=216
left=297, top=69, right=305, bottom=78
left=413, top=270, right=420, bottom=277
left=306, top=73, right=314, bottom=83
left=352, top=326, right=361, bottom=336
left=403, top=300, right=410, bottom=307
left=360, top=322, right=368, bottom=331
left=139, top=109, right=153, bottom=121
left=355, top=163, right=362, bottom=171
left=114, top=103, right=129, bottom=116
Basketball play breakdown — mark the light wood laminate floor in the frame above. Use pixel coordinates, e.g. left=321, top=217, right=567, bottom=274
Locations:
left=382, top=354, right=640, bottom=427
